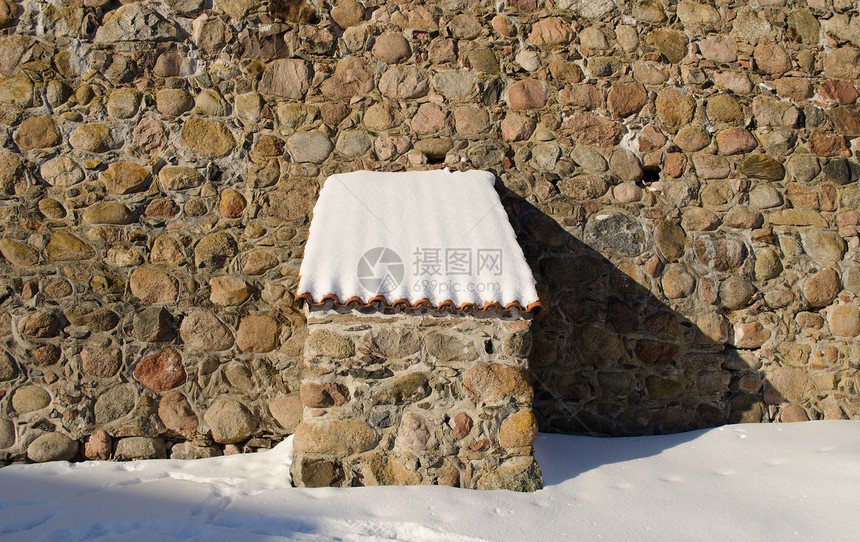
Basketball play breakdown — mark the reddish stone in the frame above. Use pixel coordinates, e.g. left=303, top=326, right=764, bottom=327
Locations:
left=21, top=278, right=38, bottom=299
left=809, top=132, right=849, bottom=157
left=664, top=152, right=687, bottom=178
left=563, top=112, right=623, bottom=147
left=607, top=82, right=648, bottom=118
left=492, top=15, right=516, bottom=38
left=500, top=114, right=535, bottom=142
left=134, top=349, right=186, bottom=391
left=804, top=267, right=841, bottom=308
left=158, top=392, right=199, bottom=435
left=31, top=344, right=61, bottom=365
left=837, top=211, right=860, bottom=227
left=753, top=44, right=791, bottom=76
left=300, top=382, right=350, bottom=407
left=828, top=106, right=860, bottom=137
left=527, top=17, right=573, bottom=48
left=638, top=125, right=667, bottom=152
left=507, top=79, right=547, bottom=110
left=236, top=314, right=279, bottom=353
left=453, top=412, right=473, bottom=440
left=133, top=117, right=167, bottom=156
left=219, top=189, right=247, bottom=219
left=819, top=80, right=858, bottom=105
left=716, top=128, right=758, bottom=155
left=144, top=198, right=180, bottom=218
left=509, top=0, right=536, bottom=12
left=559, top=84, right=603, bottom=109
left=635, top=340, right=679, bottom=365
left=84, top=429, right=112, bottom=460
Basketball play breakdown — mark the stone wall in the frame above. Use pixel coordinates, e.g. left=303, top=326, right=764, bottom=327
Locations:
left=292, top=305, right=541, bottom=490
left=0, top=0, right=859, bottom=464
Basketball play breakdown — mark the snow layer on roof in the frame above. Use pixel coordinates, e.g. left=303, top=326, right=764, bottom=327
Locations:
left=296, top=169, right=540, bottom=311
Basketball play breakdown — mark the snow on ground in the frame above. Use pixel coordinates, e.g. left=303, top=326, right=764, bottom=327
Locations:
left=1, top=421, right=858, bottom=541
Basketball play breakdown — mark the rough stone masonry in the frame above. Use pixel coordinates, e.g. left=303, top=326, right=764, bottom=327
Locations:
left=0, top=0, right=859, bottom=465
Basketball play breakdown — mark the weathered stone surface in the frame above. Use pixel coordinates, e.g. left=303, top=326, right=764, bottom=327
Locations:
left=499, top=410, right=538, bottom=448
left=287, top=131, right=334, bottom=163
left=181, top=119, right=235, bottom=158
left=301, top=382, right=349, bottom=408
left=14, top=116, right=60, bottom=149
left=654, top=220, right=686, bottom=262
left=83, top=202, right=133, bottom=225
left=378, top=66, right=429, bottom=99
left=268, top=394, right=303, bottom=432
left=802, top=230, right=846, bottom=264
left=507, top=79, right=546, bottom=110
left=805, top=268, right=841, bottom=308
left=94, top=4, right=179, bottom=43
left=308, top=329, right=354, bottom=358
left=366, top=328, right=420, bottom=359
left=204, top=399, right=257, bottom=444
left=293, top=420, right=377, bottom=455
left=716, top=128, right=757, bottom=155
left=81, top=345, right=122, bottom=378
left=18, top=311, right=58, bottom=338
left=656, top=89, right=695, bottom=127
left=158, top=392, right=198, bottom=435
left=564, top=112, right=623, bottom=147
left=115, top=437, right=166, bottom=460
left=195, top=231, right=238, bottom=268
left=100, top=161, right=149, bottom=195
left=159, top=166, right=203, bottom=190
left=134, top=349, right=185, bottom=391
left=584, top=212, right=647, bottom=257
left=694, top=237, right=747, bottom=272
left=237, top=315, right=278, bottom=353
left=69, top=123, right=112, bottom=153
left=0, top=238, right=38, bottom=266
left=27, top=433, right=77, bottom=463
left=12, top=385, right=51, bottom=413
left=209, top=276, right=250, bottom=306
left=373, top=373, right=429, bottom=405
left=94, top=384, right=135, bottom=424
left=646, top=29, right=687, bottom=64
left=465, top=364, right=532, bottom=404
left=258, top=59, right=312, bottom=99
left=528, top=17, right=572, bottom=48
left=426, top=332, right=477, bottom=362
left=180, top=312, right=234, bottom=351
left=740, top=155, right=785, bottom=181
left=129, top=268, right=178, bottom=303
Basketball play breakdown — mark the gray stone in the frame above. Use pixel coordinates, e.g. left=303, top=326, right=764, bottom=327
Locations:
left=749, top=185, right=783, bottom=209
left=195, top=231, right=238, bottom=269
left=571, top=146, right=607, bottom=172
left=95, top=385, right=136, bottom=424
left=27, top=433, right=78, bottom=463
left=426, top=332, right=477, bottom=362
left=432, top=71, right=475, bottom=102
left=258, top=59, right=312, bottom=99
left=366, top=328, right=420, bottom=359
left=476, top=457, right=542, bottom=492
left=12, top=385, right=50, bottom=413
left=0, top=351, right=17, bottom=381
left=204, top=399, right=258, bottom=444
left=786, top=154, right=821, bottom=183
left=336, top=130, right=372, bottom=157
left=134, top=307, right=171, bottom=342
left=720, top=277, right=756, bottom=310
left=584, top=212, right=648, bottom=257
left=0, top=418, right=14, bottom=449
left=170, top=442, right=221, bottom=460
left=94, top=4, right=180, bottom=43
left=180, top=311, right=234, bottom=351
left=114, top=437, right=167, bottom=460
left=287, top=131, right=334, bottom=163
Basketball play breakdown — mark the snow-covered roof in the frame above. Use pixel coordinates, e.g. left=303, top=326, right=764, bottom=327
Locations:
left=296, top=169, right=541, bottom=312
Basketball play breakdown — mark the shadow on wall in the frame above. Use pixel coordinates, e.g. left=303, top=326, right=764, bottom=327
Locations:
left=497, top=179, right=782, bottom=437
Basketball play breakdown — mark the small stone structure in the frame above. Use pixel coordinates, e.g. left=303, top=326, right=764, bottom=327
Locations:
left=292, top=304, right=541, bottom=490
left=291, top=169, right=542, bottom=490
